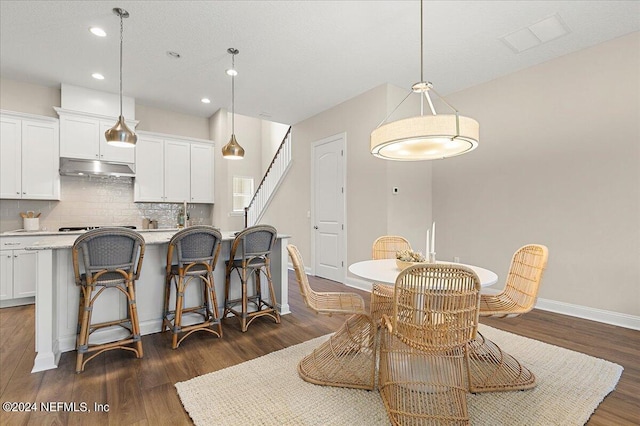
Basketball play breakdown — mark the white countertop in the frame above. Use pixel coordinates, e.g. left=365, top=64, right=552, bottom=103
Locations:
left=1, top=228, right=182, bottom=237
left=349, top=258, right=498, bottom=287
left=20, top=229, right=289, bottom=250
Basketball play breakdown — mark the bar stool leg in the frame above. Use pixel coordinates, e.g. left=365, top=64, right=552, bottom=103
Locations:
left=76, top=285, right=93, bottom=373
left=201, top=274, right=209, bottom=320
left=206, top=272, right=223, bottom=337
left=162, top=273, right=172, bottom=332
left=126, top=281, right=143, bottom=358
left=264, top=261, right=281, bottom=323
left=254, top=268, right=262, bottom=307
left=240, top=265, right=249, bottom=332
left=223, top=268, right=232, bottom=320
left=172, top=275, right=185, bottom=349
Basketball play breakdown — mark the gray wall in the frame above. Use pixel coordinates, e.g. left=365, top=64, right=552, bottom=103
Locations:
left=433, top=32, right=639, bottom=316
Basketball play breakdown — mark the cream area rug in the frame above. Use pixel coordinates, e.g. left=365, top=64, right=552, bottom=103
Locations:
left=175, top=324, right=623, bottom=425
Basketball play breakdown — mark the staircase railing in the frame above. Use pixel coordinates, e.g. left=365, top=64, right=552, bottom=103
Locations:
left=244, top=126, right=292, bottom=227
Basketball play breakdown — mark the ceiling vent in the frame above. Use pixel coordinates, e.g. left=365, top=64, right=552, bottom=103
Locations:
left=500, top=14, right=571, bottom=53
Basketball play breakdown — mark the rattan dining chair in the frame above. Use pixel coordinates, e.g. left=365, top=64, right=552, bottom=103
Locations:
left=223, top=225, right=281, bottom=332
left=287, top=244, right=376, bottom=390
left=479, top=244, right=549, bottom=318
left=370, top=235, right=412, bottom=324
left=379, top=263, right=481, bottom=425
left=287, top=244, right=367, bottom=315
left=466, top=244, right=549, bottom=393
left=72, top=228, right=145, bottom=373
left=162, top=226, right=223, bottom=349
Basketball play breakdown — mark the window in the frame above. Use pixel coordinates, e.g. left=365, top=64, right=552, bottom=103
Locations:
left=232, top=176, right=254, bottom=213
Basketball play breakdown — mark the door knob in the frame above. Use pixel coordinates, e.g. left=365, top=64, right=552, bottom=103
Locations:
left=313, top=226, right=318, bottom=229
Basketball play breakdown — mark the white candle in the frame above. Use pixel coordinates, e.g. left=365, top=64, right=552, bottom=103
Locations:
left=431, top=221, right=435, bottom=253
left=426, top=229, right=430, bottom=254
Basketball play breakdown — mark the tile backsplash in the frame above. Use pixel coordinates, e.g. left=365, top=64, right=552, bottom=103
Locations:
left=0, top=176, right=213, bottom=232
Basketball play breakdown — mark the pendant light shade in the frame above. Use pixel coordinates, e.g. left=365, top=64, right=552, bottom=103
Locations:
left=222, top=134, right=245, bottom=160
left=371, top=114, right=478, bottom=160
left=105, top=115, right=137, bottom=147
left=222, top=48, right=245, bottom=160
left=370, top=0, right=478, bottom=161
left=105, top=8, right=137, bottom=147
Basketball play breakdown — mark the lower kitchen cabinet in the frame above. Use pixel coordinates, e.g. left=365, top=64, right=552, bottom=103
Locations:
left=134, top=131, right=214, bottom=203
left=0, top=238, right=37, bottom=308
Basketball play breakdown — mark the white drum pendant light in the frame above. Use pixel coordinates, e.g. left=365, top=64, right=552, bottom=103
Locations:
left=370, top=0, right=479, bottom=161
left=105, top=8, right=137, bottom=147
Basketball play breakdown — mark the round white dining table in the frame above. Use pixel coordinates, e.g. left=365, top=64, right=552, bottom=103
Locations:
left=349, top=258, right=498, bottom=287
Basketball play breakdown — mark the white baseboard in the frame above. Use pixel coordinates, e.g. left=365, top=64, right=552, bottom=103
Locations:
left=287, top=262, right=312, bottom=276
left=0, top=297, right=35, bottom=309
left=535, top=298, right=640, bottom=331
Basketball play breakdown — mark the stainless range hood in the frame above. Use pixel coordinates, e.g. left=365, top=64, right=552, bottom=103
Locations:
left=59, top=157, right=135, bottom=178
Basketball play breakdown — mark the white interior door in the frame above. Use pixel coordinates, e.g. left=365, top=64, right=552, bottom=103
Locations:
left=312, top=133, right=346, bottom=282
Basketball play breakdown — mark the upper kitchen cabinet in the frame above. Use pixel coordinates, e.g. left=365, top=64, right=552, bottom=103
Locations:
left=0, top=110, right=60, bottom=200
left=134, top=131, right=214, bottom=203
left=55, top=108, right=138, bottom=163
left=190, top=142, right=215, bottom=203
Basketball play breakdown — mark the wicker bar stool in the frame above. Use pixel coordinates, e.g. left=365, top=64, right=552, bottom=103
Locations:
left=223, top=225, right=281, bottom=332
left=162, top=226, right=223, bottom=349
left=370, top=235, right=412, bottom=325
left=72, top=228, right=145, bottom=373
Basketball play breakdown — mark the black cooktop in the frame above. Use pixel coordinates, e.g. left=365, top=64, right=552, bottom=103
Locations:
left=58, top=225, right=137, bottom=232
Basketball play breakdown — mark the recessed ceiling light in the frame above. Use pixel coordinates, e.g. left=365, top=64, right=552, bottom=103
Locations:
left=89, top=27, right=106, bottom=37
left=92, top=73, right=105, bottom=80
left=201, top=98, right=211, bottom=104
left=226, top=68, right=238, bottom=76
left=167, top=51, right=181, bottom=59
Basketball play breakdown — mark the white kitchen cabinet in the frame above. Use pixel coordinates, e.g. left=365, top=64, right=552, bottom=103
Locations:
left=134, top=131, right=214, bottom=203
left=0, top=252, right=12, bottom=301
left=0, top=111, right=60, bottom=200
left=134, top=135, right=190, bottom=202
left=56, top=108, right=137, bottom=163
left=12, top=250, right=37, bottom=298
left=190, top=142, right=215, bottom=203
left=164, top=139, right=191, bottom=202
left=0, top=236, right=38, bottom=308
left=134, top=135, right=165, bottom=201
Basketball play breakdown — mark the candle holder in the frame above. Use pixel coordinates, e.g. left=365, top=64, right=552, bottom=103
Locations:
left=428, top=252, right=436, bottom=263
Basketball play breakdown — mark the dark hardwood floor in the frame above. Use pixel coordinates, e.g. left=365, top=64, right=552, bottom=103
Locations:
left=0, top=271, right=638, bottom=425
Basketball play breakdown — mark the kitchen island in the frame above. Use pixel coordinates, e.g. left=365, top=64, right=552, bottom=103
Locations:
left=25, top=229, right=290, bottom=373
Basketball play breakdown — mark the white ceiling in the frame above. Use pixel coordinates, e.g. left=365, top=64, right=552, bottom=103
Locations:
left=1, top=1, right=638, bottom=125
